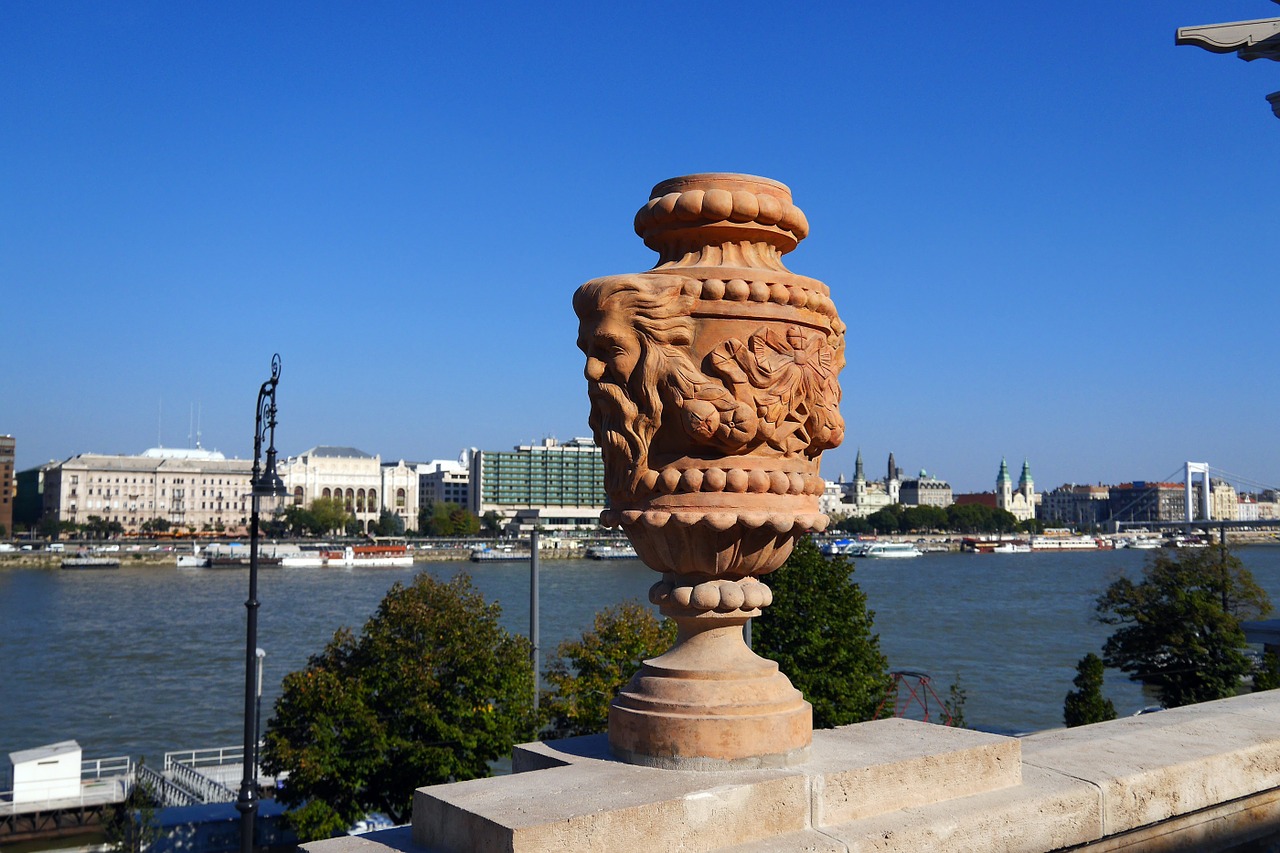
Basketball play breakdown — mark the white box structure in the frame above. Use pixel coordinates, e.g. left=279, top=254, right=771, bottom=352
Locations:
left=10, top=740, right=82, bottom=805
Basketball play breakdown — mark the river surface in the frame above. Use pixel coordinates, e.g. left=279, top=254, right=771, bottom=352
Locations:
left=4, top=544, right=1280, bottom=765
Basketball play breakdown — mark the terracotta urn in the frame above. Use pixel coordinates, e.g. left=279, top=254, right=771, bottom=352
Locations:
left=574, top=173, right=846, bottom=768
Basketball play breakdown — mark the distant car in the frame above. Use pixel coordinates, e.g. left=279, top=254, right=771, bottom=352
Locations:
left=0, top=543, right=15, bottom=552
left=47, top=543, right=65, bottom=552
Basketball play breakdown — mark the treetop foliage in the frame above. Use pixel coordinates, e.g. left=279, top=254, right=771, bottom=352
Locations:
left=753, top=537, right=892, bottom=728
left=834, top=502, right=1020, bottom=535
left=421, top=501, right=481, bottom=537
left=1063, top=652, right=1117, bottom=727
left=541, top=601, right=676, bottom=740
left=262, top=572, right=535, bottom=840
left=1096, top=546, right=1271, bottom=709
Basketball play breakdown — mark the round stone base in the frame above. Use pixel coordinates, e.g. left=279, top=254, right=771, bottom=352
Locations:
left=607, top=620, right=813, bottom=769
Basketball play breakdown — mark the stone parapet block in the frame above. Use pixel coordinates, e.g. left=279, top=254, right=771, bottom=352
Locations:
left=301, top=693, right=1280, bottom=853
left=411, top=722, right=1020, bottom=853
left=805, top=718, right=1022, bottom=824
left=1019, top=690, right=1280, bottom=836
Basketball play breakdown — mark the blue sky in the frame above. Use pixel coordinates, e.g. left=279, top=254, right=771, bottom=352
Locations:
left=4, top=2, right=1278, bottom=494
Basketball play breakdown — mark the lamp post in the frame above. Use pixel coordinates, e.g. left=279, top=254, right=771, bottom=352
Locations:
left=237, top=354, right=286, bottom=853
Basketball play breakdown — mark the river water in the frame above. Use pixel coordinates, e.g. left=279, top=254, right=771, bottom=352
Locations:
left=3, top=544, right=1280, bottom=765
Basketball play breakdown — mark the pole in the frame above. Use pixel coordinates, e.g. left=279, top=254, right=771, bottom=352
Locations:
left=238, top=356, right=281, bottom=853
left=237, top=492, right=262, bottom=853
left=530, top=528, right=540, bottom=713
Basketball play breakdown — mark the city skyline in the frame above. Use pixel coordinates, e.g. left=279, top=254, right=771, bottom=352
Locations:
left=5, top=3, right=1279, bottom=494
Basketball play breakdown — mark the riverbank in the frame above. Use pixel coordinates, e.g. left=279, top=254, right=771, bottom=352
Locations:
left=3, top=530, right=1274, bottom=570
left=0, top=546, right=591, bottom=569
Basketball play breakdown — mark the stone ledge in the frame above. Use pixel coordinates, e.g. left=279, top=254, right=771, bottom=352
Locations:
left=411, top=720, right=1019, bottom=852
left=299, top=692, right=1280, bottom=853
left=1020, top=690, right=1280, bottom=836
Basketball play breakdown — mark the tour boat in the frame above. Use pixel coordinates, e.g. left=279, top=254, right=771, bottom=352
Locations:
left=280, top=544, right=413, bottom=568
left=470, top=546, right=532, bottom=562
left=585, top=544, right=639, bottom=560
left=860, top=542, right=922, bottom=559
left=991, top=542, right=1032, bottom=554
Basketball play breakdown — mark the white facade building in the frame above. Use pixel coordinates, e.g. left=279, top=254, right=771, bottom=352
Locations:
left=42, top=448, right=253, bottom=534
left=280, top=446, right=386, bottom=534
left=417, top=454, right=472, bottom=511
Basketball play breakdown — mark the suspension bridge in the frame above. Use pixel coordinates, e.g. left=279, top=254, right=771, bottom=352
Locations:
left=1109, top=461, right=1280, bottom=535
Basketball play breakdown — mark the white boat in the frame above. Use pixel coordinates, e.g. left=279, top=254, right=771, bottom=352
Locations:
left=280, top=544, right=413, bottom=568
left=176, top=545, right=209, bottom=569
left=585, top=544, right=638, bottom=560
left=470, top=546, right=532, bottom=562
left=860, top=542, right=922, bottom=559
left=992, top=542, right=1031, bottom=554
left=1030, top=535, right=1100, bottom=551
left=821, top=539, right=870, bottom=557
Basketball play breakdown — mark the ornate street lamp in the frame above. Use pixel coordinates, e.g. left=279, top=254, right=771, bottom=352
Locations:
left=237, top=354, right=287, bottom=853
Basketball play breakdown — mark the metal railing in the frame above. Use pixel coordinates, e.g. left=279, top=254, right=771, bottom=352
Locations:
left=82, top=755, right=132, bottom=781
left=135, top=763, right=196, bottom=808
left=163, top=761, right=236, bottom=804
left=164, top=745, right=245, bottom=769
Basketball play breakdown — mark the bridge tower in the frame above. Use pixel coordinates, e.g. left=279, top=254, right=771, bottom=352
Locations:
left=1185, top=461, right=1211, bottom=523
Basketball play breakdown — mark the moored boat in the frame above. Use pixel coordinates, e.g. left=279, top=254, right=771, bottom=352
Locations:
left=992, top=542, right=1031, bottom=554
left=861, top=542, right=922, bottom=559
left=281, top=544, right=413, bottom=568
left=61, top=557, right=120, bottom=570
left=470, top=546, right=532, bottom=562
left=586, top=544, right=638, bottom=560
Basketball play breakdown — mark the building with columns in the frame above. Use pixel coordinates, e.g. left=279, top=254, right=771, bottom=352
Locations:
left=279, top=446, right=386, bottom=534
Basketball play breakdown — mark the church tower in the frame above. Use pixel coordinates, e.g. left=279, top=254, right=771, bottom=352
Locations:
left=996, top=458, right=1013, bottom=511
left=887, top=451, right=900, bottom=504
left=1018, top=459, right=1034, bottom=502
left=854, top=449, right=867, bottom=501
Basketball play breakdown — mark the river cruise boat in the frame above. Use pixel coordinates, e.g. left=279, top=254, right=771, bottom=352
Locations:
left=1030, top=535, right=1100, bottom=551
left=861, top=542, right=922, bottom=559
left=992, top=542, right=1032, bottom=554
left=280, top=544, right=413, bottom=568
left=585, top=544, right=639, bottom=560
left=61, top=556, right=120, bottom=570
left=470, top=546, right=532, bottom=562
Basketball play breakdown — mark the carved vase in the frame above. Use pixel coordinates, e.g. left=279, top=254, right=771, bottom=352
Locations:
left=574, top=173, right=846, bottom=768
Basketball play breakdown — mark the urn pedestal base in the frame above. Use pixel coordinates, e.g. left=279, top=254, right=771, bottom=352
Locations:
left=607, top=616, right=812, bottom=769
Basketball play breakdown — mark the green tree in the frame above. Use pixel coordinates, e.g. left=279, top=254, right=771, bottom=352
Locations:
left=262, top=573, right=536, bottom=840
left=1096, top=546, right=1271, bottom=708
left=944, top=674, right=967, bottom=728
left=421, top=502, right=481, bottom=537
left=1063, top=653, right=1117, bottom=727
left=1254, top=650, right=1280, bottom=692
left=541, top=602, right=676, bottom=739
left=866, top=505, right=904, bottom=534
left=372, top=509, right=406, bottom=537
left=101, top=771, right=159, bottom=853
left=308, top=497, right=353, bottom=536
left=754, top=537, right=892, bottom=728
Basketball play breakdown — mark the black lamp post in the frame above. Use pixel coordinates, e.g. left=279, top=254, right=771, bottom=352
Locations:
left=237, top=354, right=287, bottom=853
